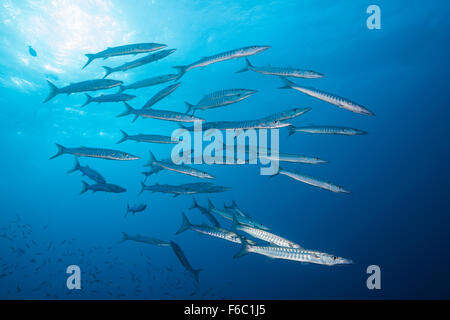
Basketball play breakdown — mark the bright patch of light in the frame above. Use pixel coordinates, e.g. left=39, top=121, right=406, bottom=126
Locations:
left=2, top=0, right=132, bottom=74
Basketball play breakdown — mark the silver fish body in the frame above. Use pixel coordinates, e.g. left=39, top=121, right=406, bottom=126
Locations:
left=118, top=74, right=178, bottom=92
left=44, top=79, right=123, bottom=103
left=143, top=82, right=181, bottom=109
left=80, top=181, right=126, bottom=194
left=82, top=93, right=135, bottom=107
left=50, top=144, right=140, bottom=161
left=288, top=125, right=367, bottom=136
left=145, top=151, right=215, bottom=179
left=83, top=43, right=167, bottom=68
left=238, top=58, right=324, bottom=79
left=116, top=130, right=176, bottom=144
left=121, top=232, right=169, bottom=246
left=276, top=168, right=350, bottom=193
left=103, top=49, right=176, bottom=78
left=67, top=158, right=106, bottom=184
left=118, top=103, right=204, bottom=123
left=173, top=45, right=270, bottom=79
left=280, top=78, right=375, bottom=116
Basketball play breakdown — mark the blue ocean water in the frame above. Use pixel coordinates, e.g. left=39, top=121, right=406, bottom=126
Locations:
left=1, top=0, right=449, bottom=299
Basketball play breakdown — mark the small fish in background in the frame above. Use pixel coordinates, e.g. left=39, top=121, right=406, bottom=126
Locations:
left=288, top=125, right=367, bottom=136
left=120, top=232, right=169, bottom=246
left=125, top=203, right=147, bottom=217
left=81, top=93, right=136, bottom=107
left=80, top=180, right=126, bottom=194
left=28, top=45, right=37, bottom=57
left=67, top=158, right=106, bottom=184
left=170, top=240, right=202, bottom=283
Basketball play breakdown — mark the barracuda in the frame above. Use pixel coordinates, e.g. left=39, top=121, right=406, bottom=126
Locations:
left=49, top=144, right=140, bottom=161
left=176, top=212, right=256, bottom=245
left=102, top=49, right=176, bottom=78
left=142, top=82, right=181, bottom=109
left=173, top=45, right=270, bottom=79
left=237, top=58, right=324, bottom=79
left=185, top=93, right=253, bottom=114
left=231, top=214, right=301, bottom=248
left=118, top=102, right=205, bottom=123
left=83, top=42, right=167, bottom=69
left=116, top=130, right=176, bottom=145
left=280, top=78, right=375, bottom=116
left=145, top=151, right=215, bottom=179
left=272, top=168, right=350, bottom=194
left=118, top=74, right=178, bottom=93
left=44, top=79, right=123, bottom=103
left=288, top=125, right=367, bottom=136
left=234, top=242, right=353, bottom=266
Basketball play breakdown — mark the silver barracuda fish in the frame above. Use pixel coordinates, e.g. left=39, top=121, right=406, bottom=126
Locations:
left=44, top=79, right=123, bottom=103
left=280, top=78, right=375, bottom=116
left=260, top=107, right=311, bottom=122
left=198, top=89, right=257, bottom=105
left=176, top=213, right=256, bottom=245
left=83, top=42, right=167, bottom=69
left=233, top=241, right=353, bottom=266
left=118, top=74, right=178, bottom=93
left=185, top=93, right=253, bottom=115
left=182, top=119, right=291, bottom=132
left=173, top=45, right=271, bottom=79
left=125, top=203, right=147, bottom=217
left=116, top=130, right=176, bottom=145
left=207, top=199, right=269, bottom=230
left=102, top=49, right=176, bottom=78
left=237, top=58, right=324, bottom=79
left=288, top=125, right=367, bottom=136
left=140, top=182, right=230, bottom=197
left=231, top=214, right=301, bottom=248
left=80, top=181, right=126, bottom=194
left=118, top=102, right=204, bottom=123
left=145, top=151, right=215, bottom=179
left=81, top=93, right=135, bottom=107
left=170, top=241, right=202, bottom=282
left=140, top=182, right=190, bottom=197
left=272, top=168, right=350, bottom=193
left=258, top=151, right=328, bottom=164
left=120, top=232, right=169, bottom=246
left=142, top=82, right=181, bottom=109
left=50, top=144, right=140, bottom=161
left=189, top=197, right=221, bottom=228
left=66, top=158, right=106, bottom=184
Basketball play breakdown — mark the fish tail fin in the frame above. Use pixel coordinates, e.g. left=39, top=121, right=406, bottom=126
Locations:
left=236, top=57, right=252, bottom=73
left=231, top=214, right=239, bottom=230
left=102, top=66, right=113, bottom=79
left=117, top=85, right=125, bottom=93
left=172, top=65, right=187, bottom=80
left=119, top=232, right=129, bottom=243
left=49, top=143, right=66, bottom=160
left=139, top=182, right=146, bottom=195
left=82, top=54, right=95, bottom=69
left=278, top=77, right=295, bottom=89
left=80, top=181, right=90, bottom=195
left=43, top=80, right=59, bottom=103
left=189, top=197, right=198, bottom=210
left=184, top=101, right=194, bottom=115
left=287, top=125, right=296, bottom=137
left=116, top=130, right=128, bottom=144
left=117, top=102, right=137, bottom=120
left=67, top=157, right=80, bottom=173
left=192, top=268, right=202, bottom=283
left=207, top=199, right=215, bottom=212
left=233, top=237, right=250, bottom=259
left=81, top=93, right=92, bottom=107
left=175, top=212, right=191, bottom=235
left=145, top=150, right=157, bottom=167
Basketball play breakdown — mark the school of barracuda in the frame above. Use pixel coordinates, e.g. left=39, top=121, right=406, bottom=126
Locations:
left=44, top=41, right=374, bottom=283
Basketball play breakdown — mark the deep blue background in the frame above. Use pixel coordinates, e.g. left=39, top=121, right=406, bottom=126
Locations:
left=0, top=0, right=449, bottom=299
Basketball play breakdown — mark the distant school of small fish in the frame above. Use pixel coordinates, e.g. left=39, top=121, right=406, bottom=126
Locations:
left=43, top=41, right=375, bottom=282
